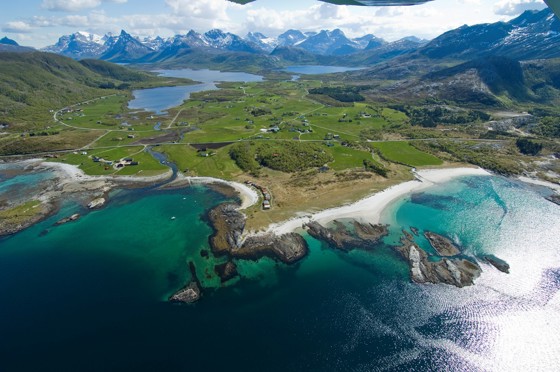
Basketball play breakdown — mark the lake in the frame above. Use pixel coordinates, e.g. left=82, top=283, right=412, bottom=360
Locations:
left=128, top=68, right=263, bottom=115
left=283, top=65, right=365, bottom=75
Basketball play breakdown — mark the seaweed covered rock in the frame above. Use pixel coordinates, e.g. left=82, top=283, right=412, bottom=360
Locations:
left=304, top=220, right=389, bottom=251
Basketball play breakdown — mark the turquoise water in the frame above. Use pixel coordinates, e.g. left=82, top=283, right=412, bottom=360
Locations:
left=128, top=68, right=263, bottom=115
left=0, top=164, right=56, bottom=205
left=0, top=173, right=559, bottom=371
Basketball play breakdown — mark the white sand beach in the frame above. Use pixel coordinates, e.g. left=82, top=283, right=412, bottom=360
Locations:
left=183, top=176, right=259, bottom=210
left=260, top=167, right=491, bottom=236
left=518, top=176, right=560, bottom=193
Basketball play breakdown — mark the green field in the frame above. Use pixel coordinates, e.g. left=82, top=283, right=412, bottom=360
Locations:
left=371, top=141, right=443, bottom=167
left=160, top=144, right=242, bottom=179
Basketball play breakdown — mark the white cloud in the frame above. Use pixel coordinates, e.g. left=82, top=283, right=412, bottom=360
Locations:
left=165, top=0, right=239, bottom=20
left=494, top=0, right=546, bottom=15
left=41, top=0, right=127, bottom=12
left=2, top=21, right=33, bottom=33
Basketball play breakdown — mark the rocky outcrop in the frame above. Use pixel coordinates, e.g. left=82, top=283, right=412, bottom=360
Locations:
left=424, top=231, right=461, bottom=256
left=54, top=213, right=80, bottom=226
left=237, top=233, right=308, bottom=264
left=207, top=203, right=308, bottom=264
left=87, top=197, right=106, bottom=209
left=395, top=235, right=482, bottom=288
left=169, top=262, right=201, bottom=304
left=208, top=203, right=245, bottom=256
left=480, top=254, right=510, bottom=273
left=546, top=193, right=560, bottom=206
left=304, top=220, right=389, bottom=251
left=169, top=282, right=201, bottom=303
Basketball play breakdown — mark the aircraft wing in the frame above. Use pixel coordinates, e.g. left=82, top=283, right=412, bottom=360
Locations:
left=228, top=0, right=433, bottom=4
left=544, top=0, right=560, bottom=19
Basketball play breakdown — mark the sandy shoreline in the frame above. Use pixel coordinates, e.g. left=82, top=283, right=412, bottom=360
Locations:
left=518, top=176, right=560, bottom=193
left=255, top=167, right=491, bottom=237
left=40, top=161, right=259, bottom=210
left=171, top=174, right=259, bottom=210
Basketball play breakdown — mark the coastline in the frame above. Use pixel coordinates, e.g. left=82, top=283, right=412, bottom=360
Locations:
left=250, top=167, right=491, bottom=238
left=169, top=174, right=259, bottom=210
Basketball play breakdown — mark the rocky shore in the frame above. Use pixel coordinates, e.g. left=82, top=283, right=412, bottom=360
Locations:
left=207, top=203, right=308, bottom=264
left=395, top=232, right=482, bottom=287
left=394, top=229, right=510, bottom=287
left=304, top=220, right=389, bottom=251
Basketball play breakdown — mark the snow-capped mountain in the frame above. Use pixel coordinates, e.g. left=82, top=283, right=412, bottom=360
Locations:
left=100, top=30, right=154, bottom=62
left=277, top=30, right=308, bottom=47
left=245, top=32, right=278, bottom=52
left=295, top=29, right=362, bottom=55
left=44, top=31, right=107, bottom=59
left=420, top=8, right=560, bottom=60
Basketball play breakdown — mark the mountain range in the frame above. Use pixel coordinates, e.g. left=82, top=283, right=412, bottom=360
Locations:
left=32, top=8, right=558, bottom=67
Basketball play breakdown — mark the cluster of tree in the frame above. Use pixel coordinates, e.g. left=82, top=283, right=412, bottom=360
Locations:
left=229, top=142, right=260, bottom=175
left=308, top=86, right=365, bottom=102
left=96, top=81, right=131, bottom=90
left=413, top=140, right=522, bottom=175
left=257, top=142, right=332, bottom=172
left=248, top=106, right=272, bottom=117
left=229, top=141, right=333, bottom=174
left=390, top=105, right=490, bottom=127
left=531, top=116, right=560, bottom=138
left=28, top=130, right=60, bottom=137
left=515, top=138, right=542, bottom=155
left=363, top=159, right=387, bottom=177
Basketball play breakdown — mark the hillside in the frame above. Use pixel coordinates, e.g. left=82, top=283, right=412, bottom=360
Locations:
left=0, top=51, right=182, bottom=129
left=419, top=8, right=560, bottom=61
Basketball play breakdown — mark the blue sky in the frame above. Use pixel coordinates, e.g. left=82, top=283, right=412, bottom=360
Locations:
left=1, top=0, right=547, bottom=47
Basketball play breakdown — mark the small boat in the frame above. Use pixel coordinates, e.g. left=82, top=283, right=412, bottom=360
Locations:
left=171, top=216, right=176, bottom=220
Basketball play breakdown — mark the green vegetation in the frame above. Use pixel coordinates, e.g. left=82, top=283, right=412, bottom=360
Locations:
left=160, top=144, right=242, bottom=179
left=230, top=141, right=333, bottom=174
left=371, top=141, right=443, bottom=167
left=390, top=105, right=491, bottom=127
left=413, top=140, right=522, bottom=175
left=308, top=86, right=366, bottom=102
left=516, top=138, right=542, bottom=156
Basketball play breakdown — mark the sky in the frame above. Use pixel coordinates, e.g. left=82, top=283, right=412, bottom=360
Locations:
left=0, top=0, right=548, bottom=48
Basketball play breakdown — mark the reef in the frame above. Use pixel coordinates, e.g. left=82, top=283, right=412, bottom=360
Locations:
left=304, top=220, right=389, bottom=251
left=395, top=233, right=482, bottom=288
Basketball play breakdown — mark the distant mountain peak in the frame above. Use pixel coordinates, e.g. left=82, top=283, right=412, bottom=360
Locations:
left=0, top=37, right=18, bottom=46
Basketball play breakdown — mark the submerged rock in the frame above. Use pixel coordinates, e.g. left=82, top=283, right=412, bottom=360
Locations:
left=424, top=231, right=461, bottom=256
left=304, top=220, right=389, bottom=251
left=54, top=213, right=80, bottom=226
left=215, top=261, right=239, bottom=283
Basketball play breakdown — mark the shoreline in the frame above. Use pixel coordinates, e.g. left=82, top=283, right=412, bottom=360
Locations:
left=168, top=174, right=259, bottom=210
left=250, top=167, right=492, bottom=238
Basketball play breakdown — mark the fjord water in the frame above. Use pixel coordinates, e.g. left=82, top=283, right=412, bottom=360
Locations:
left=283, top=65, right=365, bottom=74
left=128, top=68, right=263, bottom=114
left=0, top=174, right=559, bottom=371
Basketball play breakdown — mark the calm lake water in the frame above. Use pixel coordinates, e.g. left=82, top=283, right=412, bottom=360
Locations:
left=128, top=68, right=263, bottom=115
left=1, top=167, right=559, bottom=371
left=284, top=65, right=365, bottom=75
